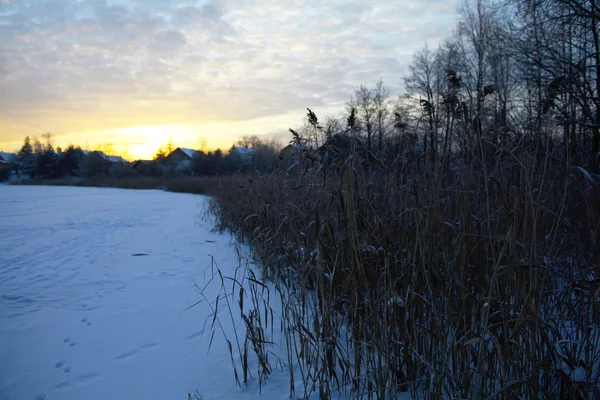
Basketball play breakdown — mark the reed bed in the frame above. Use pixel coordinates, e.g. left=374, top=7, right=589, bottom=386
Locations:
left=206, top=137, right=600, bottom=399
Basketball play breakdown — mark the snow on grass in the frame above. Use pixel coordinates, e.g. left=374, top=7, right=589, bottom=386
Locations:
left=0, top=185, right=299, bottom=400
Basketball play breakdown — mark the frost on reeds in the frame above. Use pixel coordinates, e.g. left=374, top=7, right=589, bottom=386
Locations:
left=205, top=138, right=600, bottom=399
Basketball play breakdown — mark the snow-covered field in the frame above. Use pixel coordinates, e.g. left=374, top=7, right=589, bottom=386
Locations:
left=0, top=185, right=293, bottom=400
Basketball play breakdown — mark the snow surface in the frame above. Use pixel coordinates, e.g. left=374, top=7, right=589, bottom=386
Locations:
left=0, top=185, right=302, bottom=400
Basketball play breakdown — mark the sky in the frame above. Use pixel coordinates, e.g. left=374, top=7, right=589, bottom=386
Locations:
left=0, top=0, right=459, bottom=160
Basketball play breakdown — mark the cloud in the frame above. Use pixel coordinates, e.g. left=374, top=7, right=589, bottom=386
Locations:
left=0, top=0, right=459, bottom=146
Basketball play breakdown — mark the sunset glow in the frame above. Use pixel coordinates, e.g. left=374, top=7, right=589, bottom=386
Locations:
left=0, top=0, right=459, bottom=159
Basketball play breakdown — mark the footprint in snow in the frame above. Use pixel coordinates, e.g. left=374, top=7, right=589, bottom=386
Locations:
left=114, top=343, right=159, bottom=361
left=81, top=317, right=92, bottom=326
left=35, top=394, right=47, bottom=400
left=55, top=373, right=101, bottom=390
left=55, top=360, right=72, bottom=373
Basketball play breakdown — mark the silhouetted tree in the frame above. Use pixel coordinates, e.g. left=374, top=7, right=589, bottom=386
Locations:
left=18, top=136, right=33, bottom=159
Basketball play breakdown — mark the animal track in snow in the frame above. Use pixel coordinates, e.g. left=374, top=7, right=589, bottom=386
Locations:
left=55, top=373, right=100, bottom=390
left=81, top=317, right=92, bottom=326
left=55, top=360, right=72, bottom=374
left=138, top=343, right=158, bottom=350
left=114, top=342, right=159, bottom=361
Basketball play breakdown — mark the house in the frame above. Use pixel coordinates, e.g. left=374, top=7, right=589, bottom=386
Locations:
left=0, top=151, right=18, bottom=166
left=278, top=144, right=315, bottom=170
left=166, top=148, right=199, bottom=162
left=131, top=160, right=153, bottom=169
left=83, top=150, right=126, bottom=163
left=0, top=152, right=18, bottom=180
left=166, top=147, right=200, bottom=171
left=228, top=146, right=254, bottom=164
left=106, top=154, right=127, bottom=163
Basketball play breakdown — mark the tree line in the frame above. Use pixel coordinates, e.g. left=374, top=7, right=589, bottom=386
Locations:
left=1, top=134, right=283, bottom=180
left=289, top=0, right=599, bottom=173
left=4, top=0, right=598, bottom=179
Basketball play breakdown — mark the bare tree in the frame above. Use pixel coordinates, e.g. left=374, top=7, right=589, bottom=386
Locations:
left=167, top=137, right=175, bottom=154
left=32, top=136, right=43, bottom=154
left=351, top=85, right=377, bottom=150
left=404, top=44, right=444, bottom=166
left=373, top=79, right=390, bottom=151
left=96, top=142, right=115, bottom=156
left=324, top=115, right=344, bottom=137
left=236, top=135, right=261, bottom=148
left=41, top=132, right=54, bottom=153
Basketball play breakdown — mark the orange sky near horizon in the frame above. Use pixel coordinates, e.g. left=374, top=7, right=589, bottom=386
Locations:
left=0, top=126, right=254, bottom=161
left=0, top=114, right=301, bottom=161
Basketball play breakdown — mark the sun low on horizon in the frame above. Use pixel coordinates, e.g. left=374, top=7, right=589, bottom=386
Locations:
left=0, top=0, right=459, bottom=160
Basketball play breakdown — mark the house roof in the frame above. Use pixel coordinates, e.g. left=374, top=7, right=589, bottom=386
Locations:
left=106, top=155, right=126, bottom=163
left=177, top=148, right=199, bottom=159
left=82, top=150, right=126, bottom=162
left=0, top=152, right=18, bottom=162
left=232, top=146, right=254, bottom=156
left=229, top=146, right=254, bottom=163
left=131, top=159, right=153, bottom=169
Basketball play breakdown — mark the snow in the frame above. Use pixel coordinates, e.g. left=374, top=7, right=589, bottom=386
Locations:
left=79, top=151, right=126, bottom=163
left=231, top=147, right=254, bottom=162
left=178, top=148, right=199, bottom=160
left=0, top=185, right=299, bottom=400
left=0, top=152, right=18, bottom=163
left=106, top=155, right=126, bottom=163
left=233, top=147, right=254, bottom=156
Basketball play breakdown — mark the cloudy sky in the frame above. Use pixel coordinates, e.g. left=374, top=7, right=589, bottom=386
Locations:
left=0, top=0, right=458, bottom=159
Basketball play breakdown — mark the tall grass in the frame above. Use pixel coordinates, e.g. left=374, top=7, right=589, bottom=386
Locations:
left=206, top=136, right=600, bottom=399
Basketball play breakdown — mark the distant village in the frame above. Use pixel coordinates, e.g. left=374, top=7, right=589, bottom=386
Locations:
left=0, top=123, right=428, bottom=183
left=0, top=135, right=283, bottom=182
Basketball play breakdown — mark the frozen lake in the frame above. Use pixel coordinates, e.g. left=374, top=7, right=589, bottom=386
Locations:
left=0, top=185, right=292, bottom=400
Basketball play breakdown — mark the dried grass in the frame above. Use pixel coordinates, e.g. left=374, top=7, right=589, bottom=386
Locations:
left=206, top=139, right=600, bottom=399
